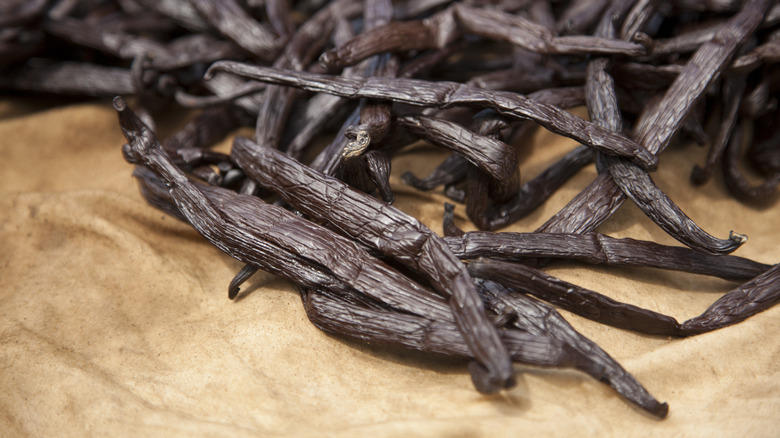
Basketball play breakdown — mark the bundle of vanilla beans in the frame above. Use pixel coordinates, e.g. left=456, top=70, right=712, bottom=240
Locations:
left=5, top=0, right=780, bottom=418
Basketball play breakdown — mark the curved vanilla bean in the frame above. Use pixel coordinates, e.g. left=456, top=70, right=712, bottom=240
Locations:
left=597, top=82, right=745, bottom=254
left=680, top=264, right=780, bottom=335
left=174, top=82, right=267, bottom=108
left=401, top=153, right=469, bottom=191
left=231, top=136, right=516, bottom=394
left=691, top=76, right=746, bottom=185
left=722, top=123, right=780, bottom=202
left=543, top=6, right=749, bottom=255
left=398, top=115, right=518, bottom=181
left=320, top=4, right=646, bottom=71
left=603, top=154, right=747, bottom=254
left=477, top=279, right=669, bottom=418
left=228, top=264, right=260, bottom=300
left=207, top=62, right=657, bottom=169
left=468, top=257, right=682, bottom=336
left=485, top=146, right=594, bottom=230
left=318, top=8, right=459, bottom=71
left=302, top=284, right=668, bottom=418
left=445, top=232, right=770, bottom=282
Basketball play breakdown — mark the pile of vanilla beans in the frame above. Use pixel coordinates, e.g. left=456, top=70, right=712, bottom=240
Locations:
left=5, top=0, right=780, bottom=419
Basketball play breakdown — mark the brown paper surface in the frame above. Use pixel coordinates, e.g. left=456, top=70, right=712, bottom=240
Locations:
left=1, top=99, right=778, bottom=437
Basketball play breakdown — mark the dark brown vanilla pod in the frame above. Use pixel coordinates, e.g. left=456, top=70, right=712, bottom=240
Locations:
left=338, top=149, right=395, bottom=203
left=318, top=8, right=459, bottom=71
left=453, top=4, right=648, bottom=57
left=722, top=123, right=780, bottom=202
left=680, top=264, right=780, bottom=335
left=556, top=0, right=610, bottom=35
left=116, top=99, right=354, bottom=294
left=444, top=232, right=771, bottom=282
left=207, top=62, right=658, bottom=169
left=632, top=0, right=773, bottom=157
left=601, top=154, right=748, bottom=255
left=583, top=10, right=747, bottom=256
left=691, top=76, right=746, bottom=185
left=398, top=115, right=518, bottom=182
left=189, top=0, right=281, bottom=61
left=402, top=153, right=469, bottom=192
left=483, top=146, right=595, bottom=230
left=116, top=97, right=465, bottom=323
left=477, top=279, right=669, bottom=419
left=254, top=0, right=363, bottom=148
left=0, top=61, right=136, bottom=97
left=302, top=284, right=669, bottom=418
left=354, top=0, right=399, bottom=146
left=299, top=287, right=563, bottom=365
left=231, top=136, right=516, bottom=395
left=467, top=258, right=683, bottom=336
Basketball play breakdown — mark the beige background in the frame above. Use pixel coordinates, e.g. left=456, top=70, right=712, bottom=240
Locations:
left=1, top=98, right=778, bottom=437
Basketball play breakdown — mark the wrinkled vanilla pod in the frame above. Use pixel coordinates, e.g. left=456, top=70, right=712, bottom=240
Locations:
left=680, top=264, right=780, bottom=334
left=483, top=146, right=595, bottom=230
left=402, top=153, right=470, bottom=192
left=398, top=115, right=518, bottom=182
left=116, top=97, right=476, bottom=325
left=189, top=0, right=281, bottom=62
left=0, top=61, right=136, bottom=96
left=231, top=137, right=517, bottom=394
left=319, top=3, right=646, bottom=71
left=301, top=283, right=669, bottom=418
left=691, top=76, right=747, bottom=185
left=540, top=1, right=767, bottom=249
left=593, top=6, right=748, bottom=256
left=633, top=0, right=772, bottom=156
left=207, top=62, right=657, bottom=169
left=476, top=279, right=669, bottom=418
left=445, top=231, right=771, bottom=282
left=467, top=257, right=683, bottom=336
left=722, top=123, right=780, bottom=202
